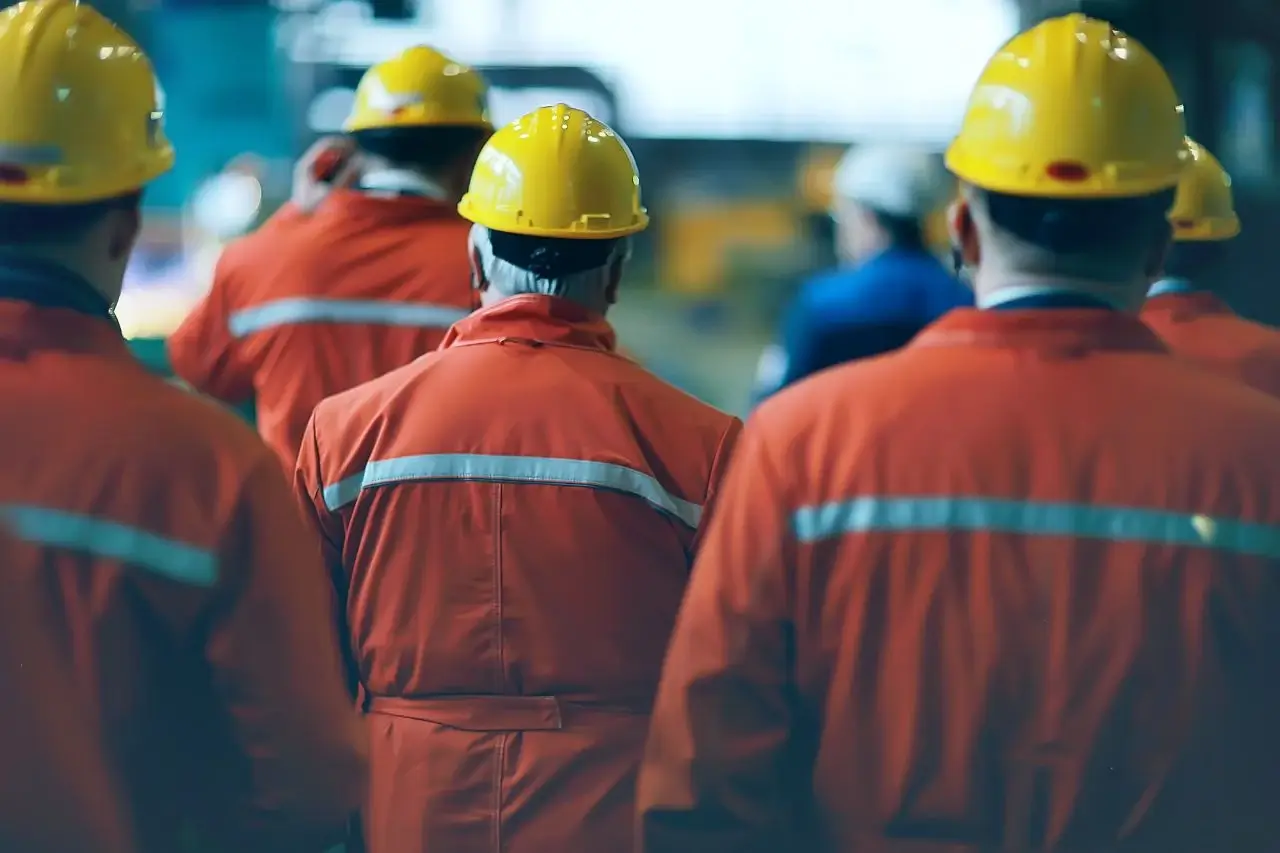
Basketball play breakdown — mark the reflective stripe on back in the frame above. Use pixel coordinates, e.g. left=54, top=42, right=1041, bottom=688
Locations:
left=228, top=297, right=469, bottom=338
left=1, top=504, right=218, bottom=587
left=792, top=495, right=1280, bottom=559
left=323, top=452, right=703, bottom=529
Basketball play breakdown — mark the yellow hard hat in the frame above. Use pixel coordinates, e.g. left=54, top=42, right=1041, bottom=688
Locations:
left=946, top=14, right=1189, bottom=199
left=458, top=104, right=649, bottom=240
left=0, top=0, right=174, bottom=205
left=344, top=46, right=491, bottom=133
left=1168, top=139, right=1240, bottom=241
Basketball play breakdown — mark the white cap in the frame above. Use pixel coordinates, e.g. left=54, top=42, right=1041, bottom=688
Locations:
left=832, top=144, right=952, bottom=220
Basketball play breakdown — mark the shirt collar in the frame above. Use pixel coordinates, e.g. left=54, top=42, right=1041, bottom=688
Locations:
left=357, top=168, right=449, bottom=200
left=324, top=187, right=461, bottom=224
left=440, top=294, right=618, bottom=352
left=980, top=284, right=1122, bottom=310
left=912, top=305, right=1166, bottom=354
left=1147, top=277, right=1199, bottom=298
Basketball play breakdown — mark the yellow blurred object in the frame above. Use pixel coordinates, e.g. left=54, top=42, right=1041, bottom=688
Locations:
left=1169, top=139, right=1240, bottom=242
left=344, top=45, right=492, bottom=132
left=0, top=0, right=173, bottom=204
left=659, top=201, right=797, bottom=295
left=459, top=104, right=649, bottom=240
left=798, top=146, right=846, bottom=213
left=946, top=13, right=1189, bottom=199
left=923, top=205, right=951, bottom=255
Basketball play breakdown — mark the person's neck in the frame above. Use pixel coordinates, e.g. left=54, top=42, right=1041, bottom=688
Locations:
left=973, top=267, right=1146, bottom=312
left=0, top=246, right=118, bottom=305
left=481, top=289, right=611, bottom=316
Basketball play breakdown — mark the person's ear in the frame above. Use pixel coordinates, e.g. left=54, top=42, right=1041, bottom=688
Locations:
left=948, top=196, right=980, bottom=266
left=468, top=242, right=489, bottom=294
left=604, top=254, right=625, bottom=306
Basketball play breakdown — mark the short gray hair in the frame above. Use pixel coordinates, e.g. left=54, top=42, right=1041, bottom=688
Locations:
left=469, top=224, right=630, bottom=303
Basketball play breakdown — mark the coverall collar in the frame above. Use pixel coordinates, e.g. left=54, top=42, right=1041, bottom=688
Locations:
left=441, top=294, right=617, bottom=353
left=912, top=305, right=1167, bottom=354
left=0, top=254, right=128, bottom=357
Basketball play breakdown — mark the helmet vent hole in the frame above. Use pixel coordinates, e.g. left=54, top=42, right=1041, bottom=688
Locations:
left=1045, top=161, right=1091, bottom=182
left=0, top=165, right=29, bottom=185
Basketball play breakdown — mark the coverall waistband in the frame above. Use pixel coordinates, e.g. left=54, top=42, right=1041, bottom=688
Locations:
left=365, top=694, right=649, bottom=732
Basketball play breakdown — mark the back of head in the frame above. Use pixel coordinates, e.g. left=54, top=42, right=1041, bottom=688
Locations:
left=945, top=14, right=1189, bottom=295
left=0, top=0, right=173, bottom=293
left=344, top=45, right=492, bottom=197
left=833, top=144, right=952, bottom=251
left=458, top=104, right=649, bottom=312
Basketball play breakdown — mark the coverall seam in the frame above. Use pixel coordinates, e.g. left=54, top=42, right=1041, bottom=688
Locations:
left=704, top=423, right=735, bottom=507
left=693, top=419, right=743, bottom=558
left=305, top=417, right=345, bottom=558
left=493, top=481, right=506, bottom=692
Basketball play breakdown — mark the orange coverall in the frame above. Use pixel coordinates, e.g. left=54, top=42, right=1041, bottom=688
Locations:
left=0, top=528, right=135, bottom=853
left=638, top=306, right=1280, bottom=853
left=0, top=257, right=368, bottom=853
left=295, top=294, right=742, bottom=853
left=1142, top=287, right=1280, bottom=396
left=169, top=190, right=475, bottom=468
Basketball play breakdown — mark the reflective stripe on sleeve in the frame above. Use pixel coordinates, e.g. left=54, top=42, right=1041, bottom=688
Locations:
left=228, top=297, right=469, bottom=338
left=322, top=453, right=703, bottom=529
left=1, top=504, right=218, bottom=587
left=792, top=495, right=1280, bottom=559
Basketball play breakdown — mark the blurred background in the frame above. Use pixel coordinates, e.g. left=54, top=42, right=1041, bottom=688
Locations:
left=58, top=0, right=1280, bottom=416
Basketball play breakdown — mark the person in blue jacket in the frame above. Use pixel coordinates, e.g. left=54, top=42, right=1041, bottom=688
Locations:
left=754, top=144, right=972, bottom=402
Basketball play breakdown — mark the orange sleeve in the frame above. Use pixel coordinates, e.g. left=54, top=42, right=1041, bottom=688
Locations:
left=637, top=421, right=807, bottom=853
left=294, top=410, right=360, bottom=697
left=691, top=416, right=745, bottom=557
left=201, top=450, right=367, bottom=850
left=167, top=252, right=255, bottom=404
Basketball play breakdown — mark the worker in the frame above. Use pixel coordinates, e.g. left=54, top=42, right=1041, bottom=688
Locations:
left=638, top=15, right=1280, bottom=853
left=0, top=526, right=135, bottom=853
left=168, top=45, right=493, bottom=469
left=1142, top=139, right=1280, bottom=395
left=0, top=3, right=367, bottom=851
left=294, top=104, right=743, bottom=853
left=752, top=143, right=971, bottom=402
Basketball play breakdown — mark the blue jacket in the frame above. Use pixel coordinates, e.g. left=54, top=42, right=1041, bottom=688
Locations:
left=754, top=248, right=972, bottom=402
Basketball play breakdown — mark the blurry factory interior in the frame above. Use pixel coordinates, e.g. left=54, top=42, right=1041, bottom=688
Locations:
left=72, top=0, right=1280, bottom=415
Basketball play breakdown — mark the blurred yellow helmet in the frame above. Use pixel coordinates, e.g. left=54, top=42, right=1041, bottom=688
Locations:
left=458, top=104, right=649, bottom=240
left=1168, top=139, right=1240, bottom=242
left=0, top=0, right=174, bottom=204
left=344, top=45, right=491, bottom=133
left=946, top=14, right=1189, bottom=199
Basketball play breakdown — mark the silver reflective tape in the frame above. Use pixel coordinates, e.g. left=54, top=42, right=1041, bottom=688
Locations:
left=228, top=298, right=469, bottom=338
left=1, top=504, right=217, bottom=587
left=792, top=495, right=1280, bottom=558
left=322, top=452, right=702, bottom=529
